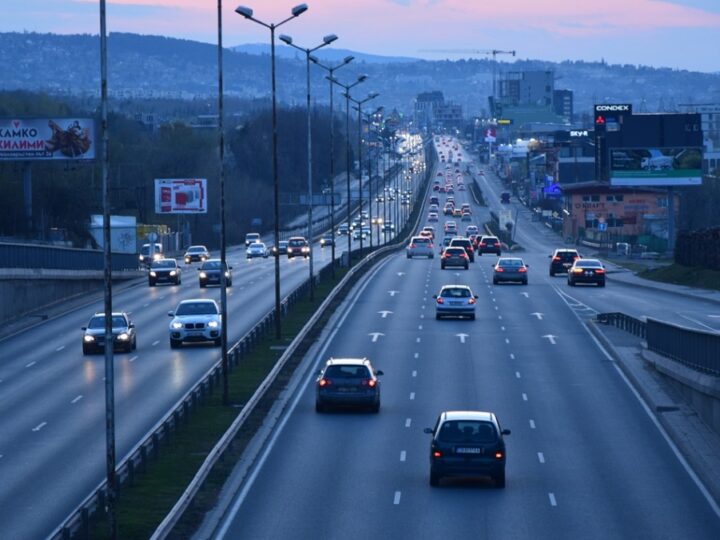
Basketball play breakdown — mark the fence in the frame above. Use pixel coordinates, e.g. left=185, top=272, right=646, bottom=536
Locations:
left=596, top=312, right=647, bottom=339
left=0, top=242, right=139, bottom=272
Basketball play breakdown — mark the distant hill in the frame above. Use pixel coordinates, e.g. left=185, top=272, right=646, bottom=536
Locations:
left=232, top=43, right=418, bottom=64
left=1, top=32, right=719, bottom=120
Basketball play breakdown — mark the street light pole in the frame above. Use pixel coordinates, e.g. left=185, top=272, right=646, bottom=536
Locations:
left=236, top=3, right=308, bottom=339
left=279, top=34, right=338, bottom=302
left=311, top=55, right=354, bottom=279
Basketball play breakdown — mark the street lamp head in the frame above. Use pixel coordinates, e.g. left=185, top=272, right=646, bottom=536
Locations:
left=279, top=34, right=293, bottom=45
left=235, top=5, right=253, bottom=18
left=358, top=74, right=368, bottom=82
left=291, top=3, right=308, bottom=17
left=343, top=55, right=354, bottom=64
left=323, top=34, right=338, bottom=45
left=369, top=92, right=380, bottom=99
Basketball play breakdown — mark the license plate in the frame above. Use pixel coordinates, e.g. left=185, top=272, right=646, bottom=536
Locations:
left=563, top=263, right=571, bottom=268
left=456, top=447, right=481, bottom=454
left=450, top=301, right=463, bottom=306
left=337, top=387, right=356, bottom=393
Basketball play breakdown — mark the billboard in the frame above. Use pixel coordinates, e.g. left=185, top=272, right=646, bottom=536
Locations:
left=610, top=147, right=703, bottom=186
left=0, top=118, right=95, bottom=161
left=154, top=179, right=207, bottom=214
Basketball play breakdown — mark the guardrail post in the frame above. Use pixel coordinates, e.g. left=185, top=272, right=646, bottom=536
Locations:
left=81, top=507, right=90, bottom=539
left=152, top=433, right=160, bottom=459
left=128, top=459, right=135, bottom=486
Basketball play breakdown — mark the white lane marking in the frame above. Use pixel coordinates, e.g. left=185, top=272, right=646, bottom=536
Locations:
left=143, top=303, right=150, bottom=308
left=405, top=418, right=412, bottom=428
left=129, top=355, right=138, bottom=362
left=412, top=370, right=417, bottom=377
left=56, top=345, right=65, bottom=352
left=369, top=333, right=385, bottom=343
left=159, top=295, right=165, bottom=300
left=531, top=312, right=544, bottom=320
left=388, top=290, right=399, bottom=297
left=549, top=493, right=557, bottom=506
left=414, top=353, right=419, bottom=359
left=495, top=306, right=499, bottom=311
left=71, top=395, right=83, bottom=404
left=418, top=325, right=423, bottom=330
left=501, top=326, right=506, bottom=331
left=510, top=353, right=515, bottom=360
left=515, top=371, right=521, bottom=379
left=152, top=340, right=160, bottom=346
left=400, top=451, right=407, bottom=462
left=32, top=422, right=47, bottom=432
left=505, top=338, right=510, bottom=344
left=420, top=314, right=425, bottom=319
left=410, top=392, right=416, bottom=400
left=423, top=297, right=427, bottom=302
left=542, top=335, right=557, bottom=345
left=522, top=393, right=528, bottom=401
left=521, top=292, right=529, bottom=298
left=538, top=452, right=545, bottom=464
left=394, top=491, right=402, bottom=505
left=422, top=305, right=426, bottom=309
left=529, top=419, right=536, bottom=429
left=498, top=315, right=503, bottom=320
left=416, top=337, right=421, bottom=343
left=378, top=310, right=393, bottom=318
left=456, top=333, right=469, bottom=344
left=397, top=272, right=405, bottom=277
left=26, top=361, right=36, bottom=368
left=492, top=298, right=496, bottom=303
left=677, top=313, right=719, bottom=333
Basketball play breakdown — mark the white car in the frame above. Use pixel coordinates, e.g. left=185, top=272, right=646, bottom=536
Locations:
left=246, top=242, right=268, bottom=258
left=168, top=299, right=222, bottom=348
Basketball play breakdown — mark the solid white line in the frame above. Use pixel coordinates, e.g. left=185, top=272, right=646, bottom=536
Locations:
left=71, top=395, right=83, bottom=404
left=32, top=422, right=47, bottom=432
left=529, top=419, right=536, bottom=429
left=549, top=493, right=557, bottom=506
left=56, top=345, right=65, bottom=352
left=400, top=451, right=407, bottom=462
left=394, top=491, right=401, bottom=505
left=522, top=393, right=528, bottom=401
left=405, top=418, right=412, bottom=428
left=410, top=392, right=415, bottom=400
left=26, top=361, right=36, bottom=368
left=510, top=353, right=515, bottom=360
left=515, top=371, right=521, bottom=379
left=412, top=370, right=417, bottom=377
left=129, top=355, right=138, bottom=362
left=677, top=313, right=718, bottom=333
left=538, top=452, right=545, bottom=464
left=152, top=340, right=159, bottom=346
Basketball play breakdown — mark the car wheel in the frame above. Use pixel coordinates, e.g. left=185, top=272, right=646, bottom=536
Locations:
left=464, top=264, right=469, bottom=270
left=493, top=278, right=499, bottom=285
left=406, top=253, right=411, bottom=259
left=549, top=270, right=555, bottom=277
left=522, top=279, right=528, bottom=285
left=176, top=278, right=181, bottom=285
left=214, top=338, right=222, bottom=347
left=371, top=400, right=380, bottom=414
left=470, top=313, right=476, bottom=320
left=125, top=343, right=133, bottom=353
left=82, top=344, right=91, bottom=355
left=495, top=471, right=506, bottom=488
left=435, top=313, right=441, bottom=320
left=315, top=401, right=325, bottom=413
left=199, top=282, right=206, bottom=288
left=132, top=339, right=137, bottom=351
left=430, top=469, right=440, bottom=487
left=227, top=280, right=233, bottom=287
left=170, top=339, right=181, bottom=349
left=441, top=263, right=445, bottom=269
left=430, top=254, right=434, bottom=259
left=599, top=281, right=606, bottom=287
left=568, top=279, right=575, bottom=286
left=149, top=281, right=155, bottom=287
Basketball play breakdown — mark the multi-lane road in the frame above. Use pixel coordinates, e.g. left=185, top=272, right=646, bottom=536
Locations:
left=213, top=138, right=720, bottom=539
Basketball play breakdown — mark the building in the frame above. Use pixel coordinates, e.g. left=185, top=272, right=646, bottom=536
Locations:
left=494, top=70, right=568, bottom=129
left=413, top=91, right=444, bottom=132
left=434, top=102, right=463, bottom=130
left=553, top=89, right=574, bottom=123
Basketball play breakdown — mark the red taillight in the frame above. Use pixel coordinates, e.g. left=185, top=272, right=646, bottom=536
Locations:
left=436, top=297, right=444, bottom=304
left=410, top=243, right=416, bottom=248
left=460, top=252, right=468, bottom=258
left=480, top=242, right=487, bottom=247
left=495, top=452, right=503, bottom=459
left=367, top=379, right=377, bottom=388
left=318, top=378, right=330, bottom=387
left=595, top=268, right=605, bottom=274
left=495, top=267, right=504, bottom=272
left=433, top=450, right=442, bottom=458
left=552, top=256, right=561, bottom=262
left=518, top=267, right=527, bottom=273
left=468, top=298, right=476, bottom=304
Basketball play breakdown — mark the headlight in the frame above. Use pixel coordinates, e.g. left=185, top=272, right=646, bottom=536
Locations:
left=153, top=253, right=162, bottom=260
left=117, top=333, right=129, bottom=341
left=169, top=270, right=177, bottom=276
left=302, top=247, right=310, bottom=253
left=171, top=322, right=183, bottom=329
left=149, top=271, right=157, bottom=277
left=224, top=271, right=230, bottom=277
left=83, top=335, right=95, bottom=342
left=199, top=272, right=207, bottom=279
left=207, top=321, right=219, bottom=328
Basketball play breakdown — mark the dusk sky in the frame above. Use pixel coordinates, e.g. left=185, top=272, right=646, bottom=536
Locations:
left=4, top=0, right=720, bottom=72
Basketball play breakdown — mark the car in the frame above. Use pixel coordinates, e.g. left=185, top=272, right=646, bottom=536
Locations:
left=449, top=237, right=475, bottom=262
left=139, top=242, right=163, bottom=266
left=461, top=203, right=471, bottom=213
left=421, top=226, right=435, bottom=239
left=198, top=259, right=232, bottom=287
left=148, top=258, right=181, bottom=286
left=492, top=257, right=529, bottom=285
left=428, top=212, right=439, bottom=222
left=432, top=184, right=440, bottom=192
left=320, top=234, right=334, bottom=247
left=407, top=236, right=434, bottom=259
left=458, top=184, right=466, bottom=191
left=549, top=248, right=581, bottom=276
left=444, top=220, right=457, bottom=234
left=461, top=213, right=472, bottom=222
left=477, top=236, right=502, bottom=256
left=446, top=186, right=455, bottom=194
left=382, top=221, right=395, bottom=232
left=568, top=258, right=606, bottom=287
left=353, top=227, right=369, bottom=240
left=246, top=242, right=269, bottom=259
left=433, top=284, right=477, bottom=319
left=168, top=299, right=222, bottom=348
left=453, top=208, right=463, bottom=218
left=429, top=196, right=440, bottom=206
left=465, top=225, right=479, bottom=236
left=439, top=236, right=453, bottom=254
left=183, top=245, right=210, bottom=264
left=441, top=246, right=469, bottom=270
left=244, top=232, right=261, bottom=247
left=438, top=185, right=446, bottom=193
left=446, top=196, right=455, bottom=206
left=82, top=312, right=136, bottom=354
left=287, top=236, right=310, bottom=258
left=337, top=223, right=349, bottom=235
left=443, top=204, right=454, bottom=216
left=424, top=411, right=510, bottom=487
left=271, top=240, right=289, bottom=256
left=315, top=358, right=384, bottom=413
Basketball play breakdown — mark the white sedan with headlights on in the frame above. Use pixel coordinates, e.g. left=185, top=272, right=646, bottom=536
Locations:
left=168, top=299, right=222, bottom=348
left=246, top=242, right=269, bottom=259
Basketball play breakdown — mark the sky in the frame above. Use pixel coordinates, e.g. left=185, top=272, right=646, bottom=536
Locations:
left=3, top=0, right=720, bottom=73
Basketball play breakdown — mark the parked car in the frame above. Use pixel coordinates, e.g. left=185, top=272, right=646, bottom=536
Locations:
left=424, top=411, right=510, bottom=487
left=315, top=358, right=383, bottom=413
left=407, top=236, right=434, bottom=259
left=434, top=284, right=477, bottom=319
left=246, top=242, right=269, bottom=259
left=244, top=232, right=261, bottom=247
left=549, top=248, right=581, bottom=276
left=82, top=312, right=136, bottom=354
left=477, top=236, right=502, bottom=256
left=168, top=299, right=222, bottom=348
left=148, top=258, right=181, bottom=286
left=567, top=258, right=606, bottom=287
left=183, top=245, right=210, bottom=264
left=492, top=257, right=529, bottom=285
left=198, top=259, right=232, bottom=288
left=287, top=236, right=310, bottom=258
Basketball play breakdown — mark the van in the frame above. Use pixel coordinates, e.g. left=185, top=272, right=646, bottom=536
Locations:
left=139, top=243, right=163, bottom=266
left=245, top=232, right=261, bottom=247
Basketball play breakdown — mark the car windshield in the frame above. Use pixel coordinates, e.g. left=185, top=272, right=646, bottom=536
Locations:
left=483, top=238, right=498, bottom=244
left=201, top=261, right=223, bottom=270
left=175, top=302, right=218, bottom=316
left=413, top=237, right=430, bottom=244
left=445, top=248, right=464, bottom=256
left=558, top=251, right=579, bottom=260
left=499, top=259, right=523, bottom=268
left=324, top=365, right=371, bottom=378
left=451, top=239, right=471, bottom=247
left=438, top=421, right=497, bottom=443
left=250, top=243, right=264, bottom=248
left=187, top=246, right=205, bottom=253
left=441, top=287, right=471, bottom=298
left=89, top=316, right=127, bottom=329
left=576, top=260, right=602, bottom=268
left=151, top=260, right=175, bottom=268
left=289, top=239, right=306, bottom=247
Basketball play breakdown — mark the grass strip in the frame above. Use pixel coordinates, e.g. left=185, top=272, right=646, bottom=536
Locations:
left=639, top=263, right=720, bottom=291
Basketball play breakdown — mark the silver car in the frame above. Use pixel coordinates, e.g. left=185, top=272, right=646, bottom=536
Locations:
left=407, top=236, right=434, bottom=259
left=434, top=285, right=478, bottom=320
left=168, top=299, right=222, bottom=348
left=246, top=242, right=268, bottom=258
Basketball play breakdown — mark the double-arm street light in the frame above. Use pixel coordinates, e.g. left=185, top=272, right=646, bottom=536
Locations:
left=327, top=74, right=367, bottom=268
left=346, top=93, right=380, bottom=255
left=309, top=55, right=354, bottom=278
left=236, top=3, right=308, bottom=338
left=278, top=33, right=337, bottom=302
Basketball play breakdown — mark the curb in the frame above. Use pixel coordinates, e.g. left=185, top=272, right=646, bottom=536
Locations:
left=605, top=270, right=720, bottom=306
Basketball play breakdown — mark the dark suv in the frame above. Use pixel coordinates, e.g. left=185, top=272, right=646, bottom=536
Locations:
left=315, top=358, right=384, bottom=413
left=82, top=312, right=136, bottom=355
left=424, top=410, right=510, bottom=487
left=449, top=237, right=475, bottom=262
left=477, top=235, right=502, bottom=256
left=549, top=248, right=581, bottom=276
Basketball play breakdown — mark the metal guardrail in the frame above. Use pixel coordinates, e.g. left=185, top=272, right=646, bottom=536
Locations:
left=0, top=242, right=139, bottom=272
left=596, top=312, right=647, bottom=339
left=646, top=317, right=720, bottom=376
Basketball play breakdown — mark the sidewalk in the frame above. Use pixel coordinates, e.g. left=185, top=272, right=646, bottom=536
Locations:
left=588, top=321, right=720, bottom=507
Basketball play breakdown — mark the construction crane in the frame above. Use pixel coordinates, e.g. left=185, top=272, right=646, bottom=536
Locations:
left=419, top=49, right=517, bottom=116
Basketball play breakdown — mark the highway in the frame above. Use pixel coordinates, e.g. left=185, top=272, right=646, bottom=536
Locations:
left=214, top=137, right=720, bottom=539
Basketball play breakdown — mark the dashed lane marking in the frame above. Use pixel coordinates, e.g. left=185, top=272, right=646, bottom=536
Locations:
left=412, top=370, right=417, bottom=377
left=56, top=345, right=65, bottom=352
left=538, top=452, right=545, bottom=464
left=405, top=418, right=412, bottom=428
left=505, top=338, right=510, bottom=344
left=549, top=493, right=557, bottom=506
left=400, top=451, right=407, bottom=462
left=414, top=353, right=419, bottom=359
left=26, top=361, right=36, bottom=368
left=32, top=422, right=47, bottom=432
left=394, top=491, right=402, bottom=505
left=510, top=353, right=515, bottom=360
left=522, top=393, right=528, bottom=401
left=410, top=392, right=416, bottom=400
left=515, top=372, right=521, bottom=379
left=152, top=340, right=160, bottom=346
left=130, top=355, right=138, bottom=362
left=529, top=419, right=536, bottom=429
left=71, top=395, right=83, bottom=404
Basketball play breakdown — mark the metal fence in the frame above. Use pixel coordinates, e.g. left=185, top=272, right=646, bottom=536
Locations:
left=0, top=242, right=138, bottom=271
left=596, top=312, right=647, bottom=339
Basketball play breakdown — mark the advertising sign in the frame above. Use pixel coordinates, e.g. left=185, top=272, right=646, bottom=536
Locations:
left=484, top=127, right=497, bottom=143
left=610, top=147, right=703, bottom=186
left=154, top=179, right=207, bottom=214
left=0, top=118, right=95, bottom=161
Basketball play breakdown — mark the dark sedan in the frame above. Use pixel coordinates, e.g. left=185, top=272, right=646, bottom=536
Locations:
left=148, top=258, right=181, bottom=286
left=492, top=257, right=529, bottom=285
left=568, top=258, right=606, bottom=287
left=315, top=358, right=383, bottom=413
left=198, top=259, right=233, bottom=288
